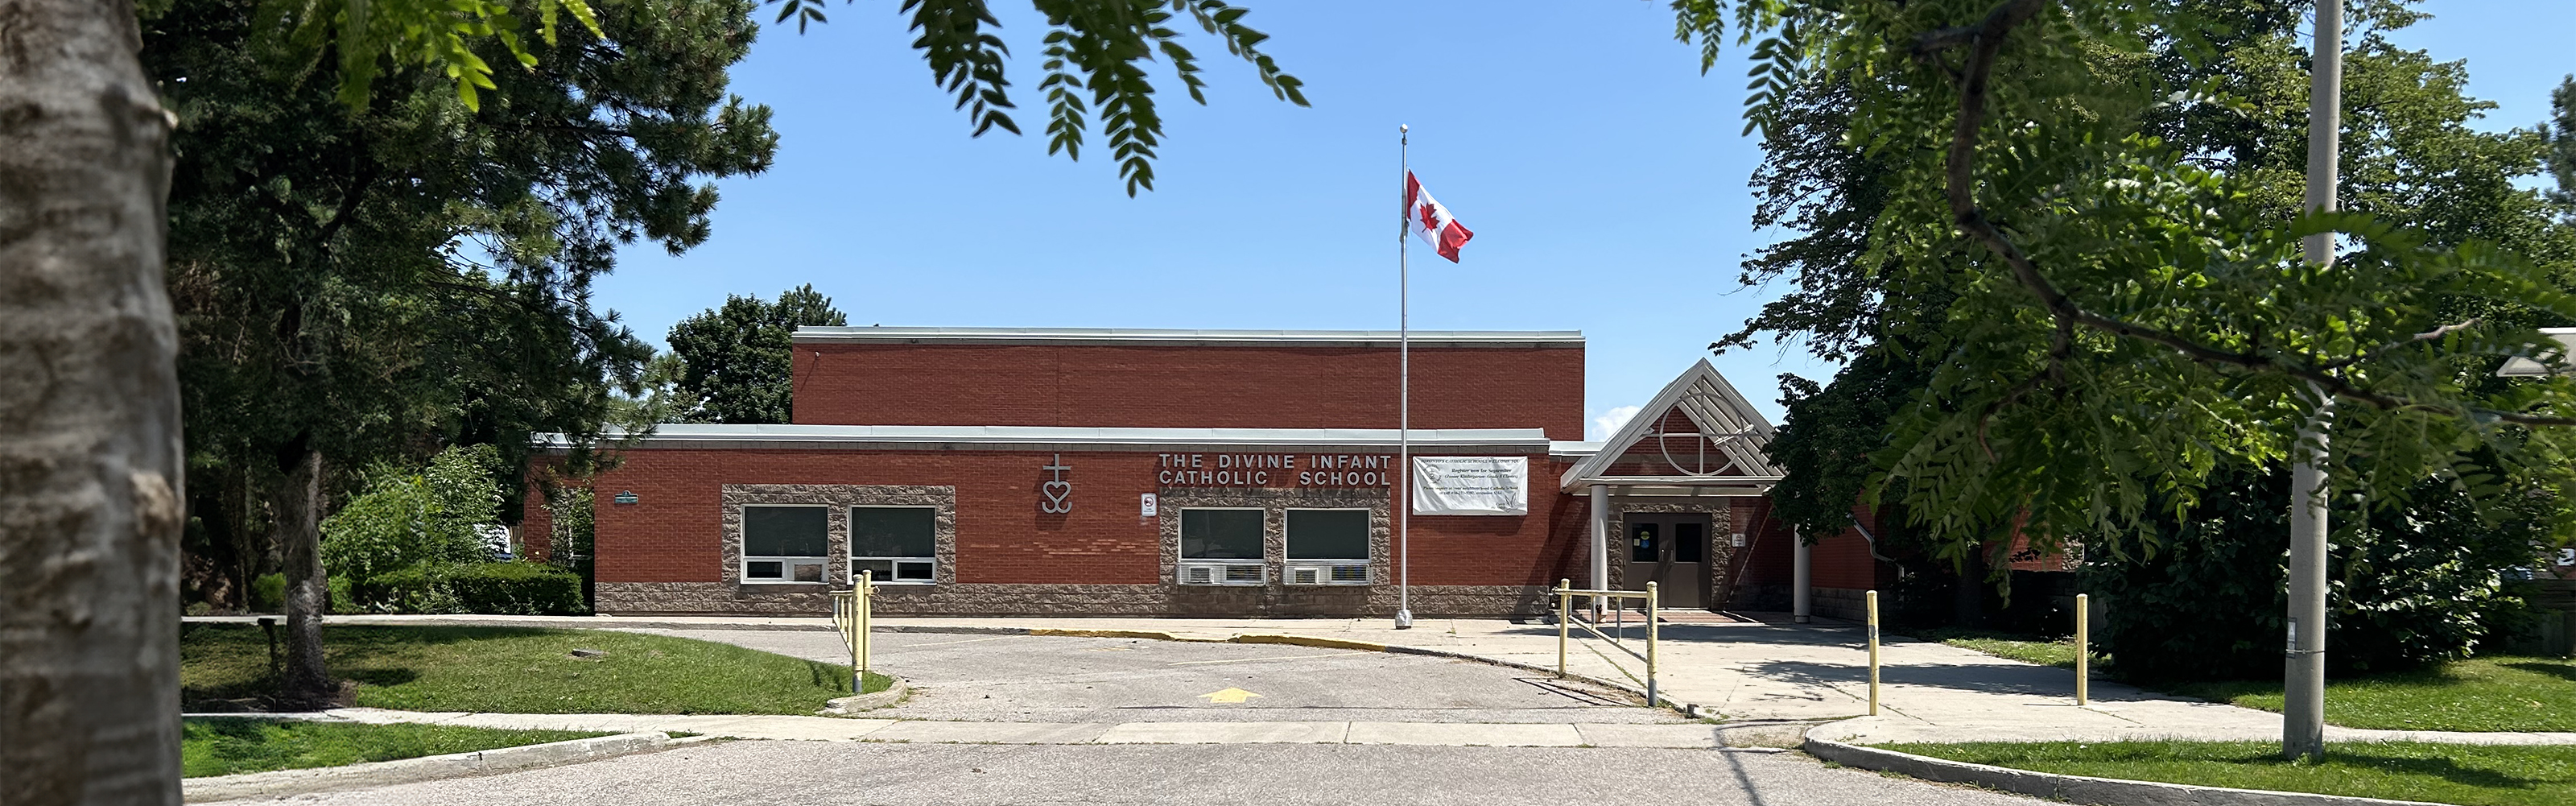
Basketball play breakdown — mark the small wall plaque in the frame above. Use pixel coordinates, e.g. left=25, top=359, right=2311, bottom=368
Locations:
left=613, top=490, right=638, bottom=505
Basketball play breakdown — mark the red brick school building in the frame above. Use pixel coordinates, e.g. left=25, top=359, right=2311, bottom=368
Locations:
left=524, top=327, right=1897, bottom=618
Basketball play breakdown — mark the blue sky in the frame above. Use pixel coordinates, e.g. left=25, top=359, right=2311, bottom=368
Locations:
left=601, top=1, right=2576, bottom=440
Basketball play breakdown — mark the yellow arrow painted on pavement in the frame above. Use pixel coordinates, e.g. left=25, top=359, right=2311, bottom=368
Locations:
left=1196, top=687, right=1262, bottom=704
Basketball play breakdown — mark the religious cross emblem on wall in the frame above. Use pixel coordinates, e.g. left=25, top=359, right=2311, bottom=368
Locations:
left=1040, top=454, right=1073, bottom=514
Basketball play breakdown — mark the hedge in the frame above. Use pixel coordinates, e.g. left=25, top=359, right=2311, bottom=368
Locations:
left=373, top=562, right=585, bottom=615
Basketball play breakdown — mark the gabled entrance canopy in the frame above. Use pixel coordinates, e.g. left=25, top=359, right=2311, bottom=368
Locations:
left=1564, top=358, right=1784, bottom=497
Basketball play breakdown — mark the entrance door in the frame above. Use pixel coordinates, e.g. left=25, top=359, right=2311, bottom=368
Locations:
left=1624, top=515, right=1711, bottom=610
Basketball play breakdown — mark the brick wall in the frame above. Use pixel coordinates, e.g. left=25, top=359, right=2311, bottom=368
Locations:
left=790, top=343, right=1586, bottom=441
left=1727, top=498, right=1893, bottom=605
left=576, top=447, right=1579, bottom=590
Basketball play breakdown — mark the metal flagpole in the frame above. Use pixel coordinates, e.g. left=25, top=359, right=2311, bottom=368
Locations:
left=1396, top=123, right=1414, bottom=630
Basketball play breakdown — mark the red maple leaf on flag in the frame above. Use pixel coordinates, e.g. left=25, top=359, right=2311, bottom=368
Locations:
left=1418, top=201, right=1442, bottom=232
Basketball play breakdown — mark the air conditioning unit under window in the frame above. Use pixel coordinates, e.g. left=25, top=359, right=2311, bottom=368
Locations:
left=1285, top=560, right=1368, bottom=585
left=1179, top=560, right=1264, bottom=585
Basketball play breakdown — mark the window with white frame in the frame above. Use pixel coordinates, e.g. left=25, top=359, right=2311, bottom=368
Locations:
left=851, top=506, right=936, bottom=584
left=1285, top=509, right=1370, bottom=585
left=742, top=506, right=829, bottom=583
left=1179, top=508, right=1265, bottom=585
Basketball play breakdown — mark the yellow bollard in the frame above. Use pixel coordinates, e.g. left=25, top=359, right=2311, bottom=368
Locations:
left=1866, top=589, right=1880, bottom=717
left=1557, top=579, right=1571, bottom=678
left=2075, top=593, right=2091, bottom=706
left=858, top=569, right=873, bottom=676
left=1645, top=581, right=1660, bottom=708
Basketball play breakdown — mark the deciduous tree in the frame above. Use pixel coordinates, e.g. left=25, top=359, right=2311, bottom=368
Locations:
left=0, top=2, right=188, bottom=801
left=1686, top=0, right=2576, bottom=566
left=155, top=0, right=773, bottom=705
left=665, top=284, right=848, bottom=424
left=10, top=1, right=1303, bottom=800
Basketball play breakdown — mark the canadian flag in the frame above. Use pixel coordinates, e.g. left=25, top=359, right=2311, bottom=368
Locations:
left=1403, top=172, right=1475, bottom=262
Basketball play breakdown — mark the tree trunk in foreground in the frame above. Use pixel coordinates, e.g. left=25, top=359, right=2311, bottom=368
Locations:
left=275, top=447, right=333, bottom=706
left=0, top=0, right=185, bottom=803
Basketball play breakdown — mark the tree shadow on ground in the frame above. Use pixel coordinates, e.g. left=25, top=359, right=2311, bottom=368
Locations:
left=341, top=668, right=421, bottom=688
left=182, top=624, right=570, bottom=708
left=1494, top=622, right=1864, bottom=647
left=2322, top=751, right=2545, bottom=790
left=184, top=717, right=278, bottom=742
left=2502, top=660, right=2576, bottom=684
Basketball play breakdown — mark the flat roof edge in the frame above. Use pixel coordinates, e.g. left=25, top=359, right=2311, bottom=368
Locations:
left=792, top=326, right=1583, bottom=346
left=535, top=425, right=1555, bottom=451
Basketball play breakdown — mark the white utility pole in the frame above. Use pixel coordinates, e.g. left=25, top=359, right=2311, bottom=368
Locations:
left=2285, top=0, right=2341, bottom=763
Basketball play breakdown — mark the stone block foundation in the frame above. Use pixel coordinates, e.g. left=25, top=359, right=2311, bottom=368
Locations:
left=594, top=581, right=1555, bottom=618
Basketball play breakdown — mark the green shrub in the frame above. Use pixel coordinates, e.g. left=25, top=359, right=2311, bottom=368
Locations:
left=2083, top=463, right=2541, bottom=681
left=323, top=445, right=510, bottom=610
left=373, top=563, right=584, bottom=615
left=328, top=577, right=356, bottom=614
left=253, top=572, right=353, bottom=614
left=444, top=563, right=584, bottom=614
left=372, top=567, right=463, bottom=614
left=251, top=573, right=285, bottom=613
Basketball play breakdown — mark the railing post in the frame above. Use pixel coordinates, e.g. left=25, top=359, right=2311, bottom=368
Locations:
left=2075, top=593, right=2091, bottom=706
left=1645, top=581, right=1660, bottom=708
left=1557, top=578, right=1570, bottom=678
left=858, top=569, right=873, bottom=677
left=1866, top=589, right=1881, bottom=717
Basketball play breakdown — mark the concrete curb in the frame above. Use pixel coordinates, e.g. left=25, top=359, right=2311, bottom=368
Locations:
left=182, top=730, right=675, bottom=803
left=1798, top=723, right=2453, bottom=806
left=1028, top=627, right=1195, bottom=641
left=820, top=676, right=911, bottom=715
left=1224, top=634, right=1389, bottom=652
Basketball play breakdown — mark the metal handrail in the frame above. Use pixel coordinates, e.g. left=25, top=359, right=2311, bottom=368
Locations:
left=828, top=571, right=877, bottom=694
left=1551, top=578, right=1660, bottom=706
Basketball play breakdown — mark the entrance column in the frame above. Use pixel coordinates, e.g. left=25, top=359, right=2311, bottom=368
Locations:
left=1588, top=485, right=1609, bottom=595
left=1792, top=526, right=1812, bottom=623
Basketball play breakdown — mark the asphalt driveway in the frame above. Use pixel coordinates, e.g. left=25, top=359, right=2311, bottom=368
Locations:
left=623, top=628, right=1682, bottom=724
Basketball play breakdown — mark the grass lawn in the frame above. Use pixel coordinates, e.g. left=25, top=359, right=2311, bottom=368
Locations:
left=1902, top=627, right=2090, bottom=670
left=184, top=718, right=605, bottom=778
left=2162, top=657, right=2576, bottom=733
left=1884, top=740, right=2576, bottom=806
left=1913, top=630, right=2572, bottom=734
left=182, top=624, right=894, bottom=715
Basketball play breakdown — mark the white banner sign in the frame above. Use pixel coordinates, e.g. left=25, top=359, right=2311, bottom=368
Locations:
left=1411, top=457, right=1529, bottom=515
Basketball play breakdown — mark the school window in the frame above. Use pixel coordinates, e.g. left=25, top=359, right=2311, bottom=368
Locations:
left=1179, top=508, right=1265, bottom=585
left=1285, top=509, right=1369, bottom=585
left=743, top=506, right=829, bottom=583
left=851, top=506, right=937, bottom=584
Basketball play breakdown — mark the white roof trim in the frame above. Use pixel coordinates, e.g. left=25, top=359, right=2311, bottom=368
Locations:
left=536, top=424, right=1553, bottom=451
left=2497, top=328, right=2576, bottom=378
left=1563, top=358, right=1784, bottom=491
left=793, top=326, right=1582, bottom=347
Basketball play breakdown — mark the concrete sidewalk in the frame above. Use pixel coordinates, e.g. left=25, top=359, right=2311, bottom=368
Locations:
left=190, top=612, right=2576, bottom=746
left=316, top=707, right=1783, bottom=749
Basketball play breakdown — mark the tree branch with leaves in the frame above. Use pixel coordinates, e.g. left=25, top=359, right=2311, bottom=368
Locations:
left=1681, top=0, right=2576, bottom=559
